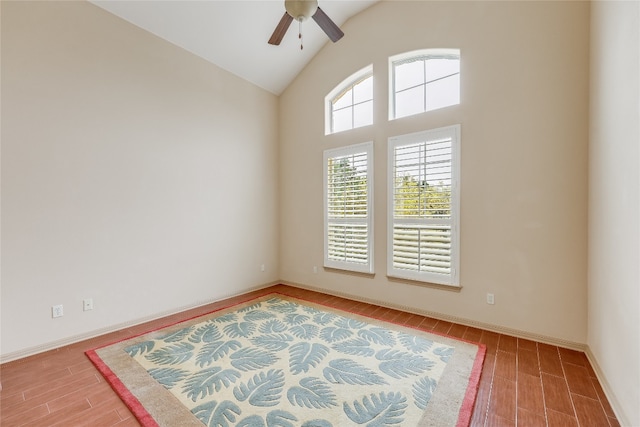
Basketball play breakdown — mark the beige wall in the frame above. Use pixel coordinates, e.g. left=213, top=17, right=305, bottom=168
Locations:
left=588, top=1, right=640, bottom=425
left=279, top=1, right=590, bottom=344
left=2, top=0, right=637, bottom=422
left=1, top=1, right=279, bottom=360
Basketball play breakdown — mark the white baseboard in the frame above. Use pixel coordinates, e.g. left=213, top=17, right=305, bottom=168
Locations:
left=2, top=280, right=585, bottom=362
left=0, top=281, right=278, bottom=364
left=281, top=280, right=586, bottom=351
left=584, top=347, right=629, bottom=426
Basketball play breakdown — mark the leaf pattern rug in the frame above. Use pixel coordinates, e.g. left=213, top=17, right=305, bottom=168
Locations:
left=87, top=293, right=485, bottom=427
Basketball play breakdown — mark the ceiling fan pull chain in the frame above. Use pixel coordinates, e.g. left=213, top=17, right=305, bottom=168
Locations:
left=299, top=20, right=303, bottom=50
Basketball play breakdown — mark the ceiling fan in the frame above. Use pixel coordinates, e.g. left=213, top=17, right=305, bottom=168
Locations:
left=268, top=0, right=344, bottom=47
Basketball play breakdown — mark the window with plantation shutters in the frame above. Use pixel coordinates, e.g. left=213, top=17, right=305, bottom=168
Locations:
left=324, top=142, right=374, bottom=274
left=388, top=125, right=460, bottom=286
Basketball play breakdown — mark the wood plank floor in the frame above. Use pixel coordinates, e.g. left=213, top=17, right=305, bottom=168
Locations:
left=1, top=284, right=619, bottom=426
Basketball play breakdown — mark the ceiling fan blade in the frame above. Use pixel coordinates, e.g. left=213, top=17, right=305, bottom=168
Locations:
left=312, top=6, right=344, bottom=43
left=268, top=12, right=294, bottom=45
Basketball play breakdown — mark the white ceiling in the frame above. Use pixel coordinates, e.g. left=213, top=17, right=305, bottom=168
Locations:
left=90, top=0, right=379, bottom=95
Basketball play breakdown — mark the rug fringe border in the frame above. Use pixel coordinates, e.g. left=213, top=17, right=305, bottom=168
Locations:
left=86, top=349, right=160, bottom=427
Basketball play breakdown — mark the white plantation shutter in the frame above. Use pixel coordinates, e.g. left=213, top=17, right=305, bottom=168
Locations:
left=388, top=126, right=460, bottom=286
left=324, top=142, right=374, bottom=273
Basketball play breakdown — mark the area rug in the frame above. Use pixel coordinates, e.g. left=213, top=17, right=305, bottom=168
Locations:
left=87, top=293, right=485, bottom=427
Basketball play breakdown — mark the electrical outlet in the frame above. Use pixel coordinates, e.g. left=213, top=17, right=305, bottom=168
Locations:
left=486, top=293, right=495, bottom=305
left=313, top=266, right=318, bottom=274
left=52, top=304, right=64, bottom=318
left=260, top=264, right=265, bottom=272
left=83, top=298, right=93, bottom=311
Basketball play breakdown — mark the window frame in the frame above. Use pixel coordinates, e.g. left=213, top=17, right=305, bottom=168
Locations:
left=325, top=65, right=374, bottom=135
left=388, top=49, right=460, bottom=121
left=324, top=141, right=374, bottom=274
left=387, top=125, right=460, bottom=286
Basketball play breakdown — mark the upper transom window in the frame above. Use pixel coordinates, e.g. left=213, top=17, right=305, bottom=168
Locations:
left=325, top=65, right=373, bottom=135
left=390, top=49, right=460, bottom=120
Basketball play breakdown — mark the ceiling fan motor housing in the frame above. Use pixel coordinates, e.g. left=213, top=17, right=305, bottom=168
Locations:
left=285, top=0, right=319, bottom=21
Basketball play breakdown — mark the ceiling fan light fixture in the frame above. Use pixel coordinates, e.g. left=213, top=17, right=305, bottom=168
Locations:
left=285, top=0, right=318, bottom=21
left=268, top=0, right=343, bottom=46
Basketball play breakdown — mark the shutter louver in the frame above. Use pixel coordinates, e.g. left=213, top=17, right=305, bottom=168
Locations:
left=324, top=143, right=373, bottom=273
left=392, top=225, right=451, bottom=274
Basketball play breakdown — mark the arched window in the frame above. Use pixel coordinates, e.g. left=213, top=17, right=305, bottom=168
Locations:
left=325, top=65, right=373, bottom=135
left=389, top=49, right=460, bottom=120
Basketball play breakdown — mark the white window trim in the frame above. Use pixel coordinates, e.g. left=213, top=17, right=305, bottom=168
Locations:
left=325, top=64, right=373, bottom=135
left=388, top=48, right=460, bottom=121
left=324, top=141, right=374, bottom=274
left=387, top=125, right=460, bottom=286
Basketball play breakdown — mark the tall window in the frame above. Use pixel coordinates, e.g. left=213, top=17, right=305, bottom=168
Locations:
left=324, top=142, right=374, bottom=273
left=325, top=65, right=373, bottom=135
left=388, top=125, right=460, bottom=286
left=390, top=49, right=460, bottom=120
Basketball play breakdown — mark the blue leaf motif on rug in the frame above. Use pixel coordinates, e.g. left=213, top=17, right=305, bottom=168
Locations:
left=147, top=367, right=189, bottom=388
left=259, top=319, right=288, bottom=333
left=301, top=305, right=322, bottom=315
left=313, top=313, right=336, bottom=325
left=145, top=342, right=194, bottom=365
left=195, top=340, right=242, bottom=368
left=160, top=326, right=195, bottom=343
left=233, top=369, right=285, bottom=407
left=335, top=317, right=368, bottom=330
left=288, top=342, right=330, bottom=375
left=286, top=377, right=337, bottom=409
left=230, top=347, right=279, bottom=372
left=251, top=333, right=293, bottom=351
left=189, top=323, right=223, bottom=344
left=332, top=338, right=375, bottom=357
left=243, top=310, right=276, bottom=322
left=265, top=410, right=298, bottom=427
left=289, top=324, right=319, bottom=340
left=319, top=326, right=352, bottom=343
left=283, top=313, right=310, bottom=326
left=183, top=366, right=241, bottom=402
left=375, top=349, right=434, bottom=379
left=223, top=322, right=256, bottom=339
left=398, top=333, right=434, bottom=353
left=323, top=359, right=388, bottom=385
left=358, top=327, right=396, bottom=346
left=212, top=313, right=237, bottom=324
left=434, top=346, right=455, bottom=362
left=191, top=400, right=241, bottom=427
left=237, top=415, right=265, bottom=427
left=124, top=340, right=154, bottom=357
left=237, top=412, right=303, bottom=427
left=343, top=392, right=408, bottom=426
left=238, top=302, right=262, bottom=313
left=269, top=302, right=299, bottom=313
left=412, top=377, right=438, bottom=410
left=301, top=420, right=333, bottom=427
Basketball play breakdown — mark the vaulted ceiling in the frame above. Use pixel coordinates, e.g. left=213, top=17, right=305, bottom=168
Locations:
left=91, top=1, right=379, bottom=95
